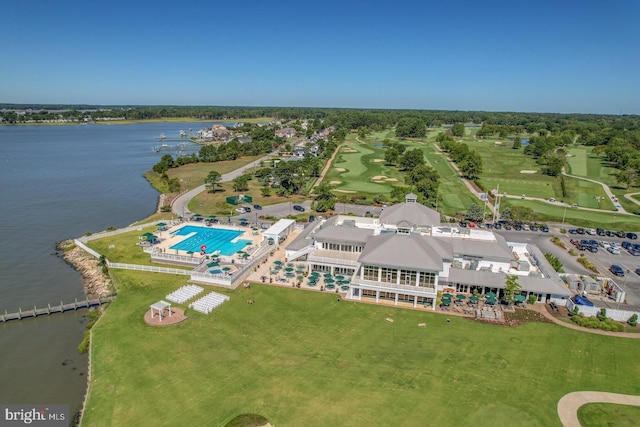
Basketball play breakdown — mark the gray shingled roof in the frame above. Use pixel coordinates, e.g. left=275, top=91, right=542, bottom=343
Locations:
left=359, top=233, right=443, bottom=271
left=450, top=238, right=514, bottom=261
left=379, top=202, right=440, bottom=228
left=446, top=269, right=571, bottom=296
left=313, top=225, right=374, bottom=244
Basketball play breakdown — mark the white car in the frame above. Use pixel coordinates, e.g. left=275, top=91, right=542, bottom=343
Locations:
left=586, top=228, right=596, bottom=235
left=235, top=207, right=246, bottom=214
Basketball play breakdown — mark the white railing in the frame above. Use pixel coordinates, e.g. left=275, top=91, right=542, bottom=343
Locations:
left=74, top=239, right=102, bottom=259
left=307, top=255, right=360, bottom=267
left=356, top=278, right=436, bottom=295
left=78, top=221, right=176, bottom=242
left=150, top=252, right=203, bottom=265
left=107, top=263, right=191, bottom=275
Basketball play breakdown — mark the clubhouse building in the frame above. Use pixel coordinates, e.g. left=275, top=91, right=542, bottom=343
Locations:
left=286, top=194, right=571, bottom=309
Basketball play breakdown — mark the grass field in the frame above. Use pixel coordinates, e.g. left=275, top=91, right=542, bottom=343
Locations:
left=578, top=403, right=640, bottom=427
left=81, top=265, right=640, bottom=426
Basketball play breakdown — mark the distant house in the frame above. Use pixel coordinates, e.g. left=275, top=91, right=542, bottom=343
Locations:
left=275, top=127, right=297, bottom=139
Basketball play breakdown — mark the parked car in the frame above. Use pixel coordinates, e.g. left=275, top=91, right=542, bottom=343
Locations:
left=540, top=225, right=549, bottom=232
left=607, top=246, right=620, bottom=255
left=530, top=224, right=538, bottom=231
left=570, top=239, right=580, bottom=246
left=576, top=228, right=585, bottom=234
left=616, top=231, right=626, bottom=238
left=235, top=207, right=246, bottom=214
left=253, top=204, right=262, bottom=210
left=586, top=228, right=596, bottom=235
left=609, top=264, right=625, bottom=277
left=596, top=228, right=606, bottom=236
left=627, top=232, right=638, bottom=240
left=635, top=268, right=640, bottom=276
left=569, top=229, right=578, bottom=234
left=573, top=296, right=595, bottom=306
left=293, top=205, right=305, bottom=212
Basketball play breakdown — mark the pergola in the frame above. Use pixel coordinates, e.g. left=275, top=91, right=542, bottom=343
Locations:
left=150, top=300, right=172, bottom=321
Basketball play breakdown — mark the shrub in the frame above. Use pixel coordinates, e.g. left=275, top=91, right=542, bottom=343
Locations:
left=629, top=313, right=638, bottom=327
left=528, top=295, right=537, bottom=305
left=597, top=308, right=607, bottom=321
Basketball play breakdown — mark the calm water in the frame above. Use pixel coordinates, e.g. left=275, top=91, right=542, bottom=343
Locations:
left=0, top=122, right=204, bottom=419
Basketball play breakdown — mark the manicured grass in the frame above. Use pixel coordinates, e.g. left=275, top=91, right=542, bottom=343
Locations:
left=578, top=403, right=640, bottom=427
left=83, top=274, right=640, bottom=427
left=87, top=227, right=174, bottom=267
left=499, top=198, right=640, bottom=230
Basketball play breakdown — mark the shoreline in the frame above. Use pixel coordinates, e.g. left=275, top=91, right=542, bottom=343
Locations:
left=56, top=240, right=113, bottom=299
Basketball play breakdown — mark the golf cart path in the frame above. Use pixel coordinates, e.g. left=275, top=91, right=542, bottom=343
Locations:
left=561, top=168, right=627, bottom=213
left=623, top=192, right=640, bottom=208
left=557, top=391, right=640, bottom=427
left=529, top=304, right=640, bottom=339
left=171, top=152, right=277, bottom=217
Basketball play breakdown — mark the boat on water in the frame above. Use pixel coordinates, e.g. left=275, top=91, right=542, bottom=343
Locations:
left=154, top=133, right=166, bottom=140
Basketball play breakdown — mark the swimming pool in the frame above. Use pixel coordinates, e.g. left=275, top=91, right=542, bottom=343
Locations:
left=170, top=225, right=251, bottom=256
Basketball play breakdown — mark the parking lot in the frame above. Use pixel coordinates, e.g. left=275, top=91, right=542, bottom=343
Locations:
left=494, top=225, right=640, bottom=310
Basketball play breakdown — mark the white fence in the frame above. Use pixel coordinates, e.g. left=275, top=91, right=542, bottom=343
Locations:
left=566, top=299, right=639, bottom=323
left=74, top=239, right=102, bottom=259
left=78, top=221, right=173, bottom=242
left=107, top=263, right=191, bottom=275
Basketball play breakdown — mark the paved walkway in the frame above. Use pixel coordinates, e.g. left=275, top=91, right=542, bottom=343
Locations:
left=557, top=391, right=640, bottom=427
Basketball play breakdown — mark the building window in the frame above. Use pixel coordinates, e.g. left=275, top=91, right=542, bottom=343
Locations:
left=399, top=269, right=417, bottom=286
left=419, top=271, right=435, bottom=286
left=362, top=289, right=376, bottom=298
left=380, top=267, right=397, bottom=284
left=379, top=291, right=394, bottom=301
left=398, top=293, right=413, bottom=302
left=363, top=265, right=378, bottom=281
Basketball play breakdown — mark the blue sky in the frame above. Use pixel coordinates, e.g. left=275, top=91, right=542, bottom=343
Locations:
left=1, top=0, right=638, bottom=114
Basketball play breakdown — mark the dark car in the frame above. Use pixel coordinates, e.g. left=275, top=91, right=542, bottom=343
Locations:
left=627, top=232, right=638, bottom=240
left=530, top=224, right=538, bottom=231
left=293, top=205, right=305, bottom=212
left=635, top=268, right=640, bottom=276
left=243, top=206, right=251, bottom=213
left=540, top=225, right=549, bottom=232
left=596, top=228, right=606, bottom=236
left=493, top=223, right=502, bottom=230
left=253, top=204, right=262, bottom=210
left=504, top=224, right=512, bottom=230
left=573, top=296, right=595, bottom=307
left=616, top=231, right=626, bottom=238
left=609, top=264, right=625, bottom=277
left=569, top=229, right=578, bottom=234
left=459, top=221, right=468, bottom=228
left=576, top=228, right=585, bottom=234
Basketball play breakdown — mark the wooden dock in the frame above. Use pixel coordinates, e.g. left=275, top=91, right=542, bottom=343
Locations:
left=0, top=295, right=116, bottom=323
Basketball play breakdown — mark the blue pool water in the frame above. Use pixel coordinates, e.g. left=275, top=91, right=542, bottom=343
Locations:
left=170, top=226, right=251, bottom=255
left=207, top=267, right=223, bottom=274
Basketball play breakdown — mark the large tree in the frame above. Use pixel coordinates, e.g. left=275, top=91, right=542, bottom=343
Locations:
left=313, top=182, right=336, bottom=212
left=399, top=148, right=426, bottom=171
left=466, top=203, right=485, bottom=222
left=395, top=117, right=427, bottom=138
left=458, top=151, right=483, bottom=179
left=451, top=123, right=465, bottom=137
left=503, top=275, right=521, bottom=305
left=204, top=170, right=222, bottom=192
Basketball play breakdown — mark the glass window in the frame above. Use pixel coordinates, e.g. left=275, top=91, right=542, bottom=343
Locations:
left=363, top=265, right=378, bottom=281
left=419, top=271, right=435, bottom=286
left=380, top=267, right=397, bottom=284
left=399, top=269, right=417, bottom=286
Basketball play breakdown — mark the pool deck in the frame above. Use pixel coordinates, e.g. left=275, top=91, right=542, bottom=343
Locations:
left=152, top=221, right=263, bottom=259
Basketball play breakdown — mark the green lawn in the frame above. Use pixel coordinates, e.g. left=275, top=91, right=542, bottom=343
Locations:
left=82, top=272, right=640, bottom=427
left=578, top=403, right=640, bottom=427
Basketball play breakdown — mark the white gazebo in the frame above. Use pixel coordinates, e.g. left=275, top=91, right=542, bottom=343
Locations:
left=150, top=300, right=172, bottom=321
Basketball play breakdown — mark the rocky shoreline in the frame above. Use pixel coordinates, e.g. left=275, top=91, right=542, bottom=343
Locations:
left=57, top=240, right=113, bottom=298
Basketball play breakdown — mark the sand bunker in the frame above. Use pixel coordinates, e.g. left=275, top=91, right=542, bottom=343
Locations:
left=520, top=170, right=538, bottom=174
left=374, top=181, right=385, bottom=183
left=329, top=180, right=342, bottom=185
left=385, top=178, right=398, bottom=182
left=371, top=175, right=387, bottom=180
left=372, top=159, right=385, bottom=163
left=334, top=167, right=346, bottom=172
left=342, top=148, right=358, bottom=153
left=335, top=189, right=356, bottom=193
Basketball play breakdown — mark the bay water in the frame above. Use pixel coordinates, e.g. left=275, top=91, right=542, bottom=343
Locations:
left=0, top=122, right=203, bottom=420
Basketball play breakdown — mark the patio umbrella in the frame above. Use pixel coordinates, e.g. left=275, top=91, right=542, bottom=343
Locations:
left=207, top=262, right=219, bottom=267
left=456, top=294, right=466, bottom=300
left=310, top=271, right=320, bottom=276
left=222, top=267, right=232, bottom=272
left=335, top=275, right=345, bottom=280
left=338, top=279, right=350, bottom=285
left=156, top=222, right=166, bottom=227
left=441, top=298, right=451, bottom=306
left=238, top=218, right=247, bottom=222
left=251, top=227, right=258, bottom=231
left=308, top=282, right=317, bottom=287
left=486, top=291, right=497, bottom=298
left=443, top=293, right=452, bottom=299
left=340, top=285, right=350, bottom=291
left=273, top=260, right=283, bottom=266
left=187, top=250, right=194, bottom=256
left=515, top=295, right=526, bottom=302
left=285, top=272, right=295, bottom=278
left=208, top=215, right=217, bottom=219
left=270, top=270, right=279, bottom=275
left=147, top=234, right=158, bottom=241
left=325, top=278, right=335, bottom=284
left=470, top=296, right=480, bottom=302
left=486, top=296, right=497, bottom=304
left=324, top=273, right=333, bottom=278
left=193, top=213, right=202, bottom=217
left=326, top=284, right=335, bottom=290
left=285, top=267, right=294, bottom=272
